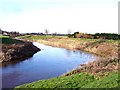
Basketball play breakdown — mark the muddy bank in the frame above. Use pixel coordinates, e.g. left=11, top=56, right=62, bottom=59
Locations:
left=0, top=42, right=40, bottom=62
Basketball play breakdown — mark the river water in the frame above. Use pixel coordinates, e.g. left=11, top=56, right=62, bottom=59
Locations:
left=0, top=42, right=97, bottom=88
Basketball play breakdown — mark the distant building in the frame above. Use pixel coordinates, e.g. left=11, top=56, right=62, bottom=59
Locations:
left=3, top=32, right=8, bottom=36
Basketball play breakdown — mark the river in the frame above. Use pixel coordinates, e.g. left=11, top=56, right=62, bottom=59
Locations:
left=0, top=42, right=97, bottom=88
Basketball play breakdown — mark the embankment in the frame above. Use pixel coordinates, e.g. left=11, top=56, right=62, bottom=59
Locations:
left=36, top=37, right=119, bottom=76
left=36, top=38, right=118, bottom=58
left=0, top=42, right=40, bottom=62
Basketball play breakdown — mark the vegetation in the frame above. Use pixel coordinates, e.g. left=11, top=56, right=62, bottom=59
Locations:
left=15, top=71, right=118, bottom=88
left=0, top=35, right=9, bottom=38
left=44, top=29, right=49, bottom=35
left=94, top=33, right=120, bottom=40
left=67, top=34, right=74, bottom=38
left=16, top=35, right=53, bottom=40
left=64, top=58, right=119, bottom=76
left=15, top=35, right=31, bottom=39
left=0, top=35, right=24, bottom=44
left=68, top=32, right=120, bottom=40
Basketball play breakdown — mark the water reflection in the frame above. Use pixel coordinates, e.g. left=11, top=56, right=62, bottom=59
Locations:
left=1, top=42, right=97, bottom=88
left=0, top=56, right=34, bottom=68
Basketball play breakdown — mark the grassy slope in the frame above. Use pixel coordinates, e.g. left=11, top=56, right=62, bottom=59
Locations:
left=15, top=71, right=118, bottom=88
left=0, top=35, right=24, bottom=44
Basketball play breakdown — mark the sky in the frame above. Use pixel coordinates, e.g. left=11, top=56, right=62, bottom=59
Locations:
left=0, top=0, right=119, bottom=34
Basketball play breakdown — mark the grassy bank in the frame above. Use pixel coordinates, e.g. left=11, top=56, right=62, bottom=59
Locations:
left=15, top=71, right=118, bottom=89
left=14, top=35, right=119, bottom=88
left=0, top=35, right=24, bottom=44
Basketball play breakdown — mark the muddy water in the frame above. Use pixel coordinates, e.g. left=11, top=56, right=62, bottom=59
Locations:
left=1, top=42, right=97, bottom=88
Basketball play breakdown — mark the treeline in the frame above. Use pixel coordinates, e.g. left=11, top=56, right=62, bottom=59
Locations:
left=68, top=32, right=120, bottom=40
left=94, top=33, right=119, bottom=40
left=0, top=29, right=21, bottom=37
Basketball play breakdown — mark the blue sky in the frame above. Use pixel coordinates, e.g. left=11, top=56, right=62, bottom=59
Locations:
left=0, top=0, right=119, bottom=34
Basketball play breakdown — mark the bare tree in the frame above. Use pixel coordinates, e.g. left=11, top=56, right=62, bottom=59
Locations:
left=44, top=29, right=49, bottom=35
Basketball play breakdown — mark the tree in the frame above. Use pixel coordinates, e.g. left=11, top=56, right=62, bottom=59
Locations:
left=44, top=29, right=49, bottom=35
left=73, top=32, right=79, bottom=38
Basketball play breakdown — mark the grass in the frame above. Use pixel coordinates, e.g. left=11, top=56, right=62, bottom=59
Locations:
left=15, top=35, right=31, bottom=39
left=0, top=35, right=9, bottom=38
left=16, top=35, right=119, bottom=44
left=0, top=35, right=24, bottom=44
left=15, top=71, right=118, bottom=89
left=16, top=35, right=53, bottom=41
left=64, top=58, right=119, bottom=77
left=29, top=35, right=53, bottom=40
left=82, top=71, right=119, bottom=88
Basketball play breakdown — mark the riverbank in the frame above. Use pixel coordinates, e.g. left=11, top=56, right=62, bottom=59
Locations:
left=0, top=36, right=40, bottom=62
left=15, top=71, right=118, bottom=89
left=19, top=35, right=119, bottom=74
left=38, top=37, right=119, bottom=75
left=14, top=35, right=119, bottom=88
left=18, top=35, right=118, bottom=58
left=38, top=38, right=118, bottom=57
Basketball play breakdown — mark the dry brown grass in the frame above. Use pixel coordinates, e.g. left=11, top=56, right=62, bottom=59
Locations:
left=37, top=38, right=118, bottom=58
left=64, top=57, right=119, bottom=76
left=36, top=37, right=119, bottom=76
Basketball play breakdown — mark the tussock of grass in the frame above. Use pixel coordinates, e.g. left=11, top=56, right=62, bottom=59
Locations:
left=15, top=71, right=118, bottom=89
left=65, top=58, right=118, bottom=77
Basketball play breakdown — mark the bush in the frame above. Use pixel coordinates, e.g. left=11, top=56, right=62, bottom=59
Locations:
left=67, top=34, right=74, bottom=38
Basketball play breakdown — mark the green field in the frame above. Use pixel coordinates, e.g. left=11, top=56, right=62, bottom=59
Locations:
left=16, top=35, right=119, bottom=44
left=16, top=35, right=53, bottom=40
left=0, top=35, right=24, bottom=44
left=0, top=35, right=9, bottom=38
left=15, top=71, right=118, bottom=89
